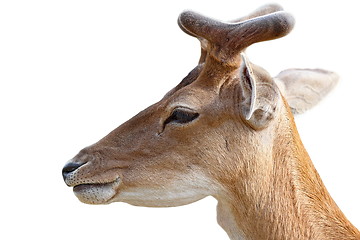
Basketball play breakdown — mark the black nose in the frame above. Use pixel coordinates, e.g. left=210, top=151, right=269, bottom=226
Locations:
left=62, top=162, right=85, bottom=181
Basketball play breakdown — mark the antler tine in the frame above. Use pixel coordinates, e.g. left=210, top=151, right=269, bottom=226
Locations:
left=178, top=11, right=226, bottom=47
left=178, top=10, right=295, bottom=66
left=231, top=11, right=295, bottom=50
left=178, top=16, right=208, bottom=64
left=231, top=3, right=284, bottom=23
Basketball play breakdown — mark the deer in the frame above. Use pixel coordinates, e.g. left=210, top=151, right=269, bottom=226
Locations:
left=62, top=4, right=360, bottom=240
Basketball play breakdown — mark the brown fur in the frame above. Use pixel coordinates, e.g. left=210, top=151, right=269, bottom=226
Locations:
left=63, top=4, right=360, bottom=240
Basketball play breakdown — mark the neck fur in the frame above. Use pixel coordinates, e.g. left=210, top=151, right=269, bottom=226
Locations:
left=215, top=110, right=360, bottom=240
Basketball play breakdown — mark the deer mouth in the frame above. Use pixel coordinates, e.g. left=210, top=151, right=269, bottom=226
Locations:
left=72, top=178, right=122, bottom=204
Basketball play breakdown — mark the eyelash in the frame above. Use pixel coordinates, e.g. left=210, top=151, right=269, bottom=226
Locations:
left=164, top=108, right=199, bottom=126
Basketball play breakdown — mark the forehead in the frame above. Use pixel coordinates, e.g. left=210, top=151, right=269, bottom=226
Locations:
left=166, top=84, right=218, bottom=110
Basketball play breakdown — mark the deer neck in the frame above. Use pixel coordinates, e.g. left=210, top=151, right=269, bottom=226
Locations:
left=215, top=110, right=360, bottom=240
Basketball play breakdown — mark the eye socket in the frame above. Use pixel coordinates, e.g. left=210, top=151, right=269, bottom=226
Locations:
left=164, top=108, right=199, bottom=126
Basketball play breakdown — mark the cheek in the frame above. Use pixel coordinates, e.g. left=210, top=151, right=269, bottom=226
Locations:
left=121, top=165, right=188, bottom=189
left=122, top=155, right=193, bottom=186
left=114, top=169, right=218, bottom=207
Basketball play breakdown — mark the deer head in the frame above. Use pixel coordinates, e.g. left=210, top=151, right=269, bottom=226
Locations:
left=62, top=4, right=338, bottom=211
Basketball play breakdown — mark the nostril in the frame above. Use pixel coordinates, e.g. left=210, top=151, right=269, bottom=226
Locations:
left=62, top=162, right=85, bottom=180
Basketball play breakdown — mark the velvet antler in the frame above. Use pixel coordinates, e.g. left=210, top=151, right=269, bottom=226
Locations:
left=178, top=9, right=295, bottom=66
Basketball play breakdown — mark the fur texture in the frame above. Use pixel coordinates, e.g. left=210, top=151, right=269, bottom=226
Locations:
left=62, top=4, right=360, bottom=240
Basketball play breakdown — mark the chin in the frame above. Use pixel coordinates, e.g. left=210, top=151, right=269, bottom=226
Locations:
left=73, top=178, right=121, bottom=205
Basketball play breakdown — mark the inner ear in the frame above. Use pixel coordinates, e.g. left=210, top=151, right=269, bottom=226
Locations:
left=239, top=53, right=279, bottom=130
left=240, top=53, right=257, bottom=120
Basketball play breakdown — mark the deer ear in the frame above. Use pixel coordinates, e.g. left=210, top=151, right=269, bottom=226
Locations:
left=274, top=69, right=339, bottom=114
left=239, top=53, right=279, bottom=129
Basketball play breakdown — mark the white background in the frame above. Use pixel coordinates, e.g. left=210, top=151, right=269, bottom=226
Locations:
left=1, top=0, right=359, bottom=239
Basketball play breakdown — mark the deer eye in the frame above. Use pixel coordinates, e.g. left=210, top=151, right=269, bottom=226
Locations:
left=164, top=108, right=199, bottom=126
